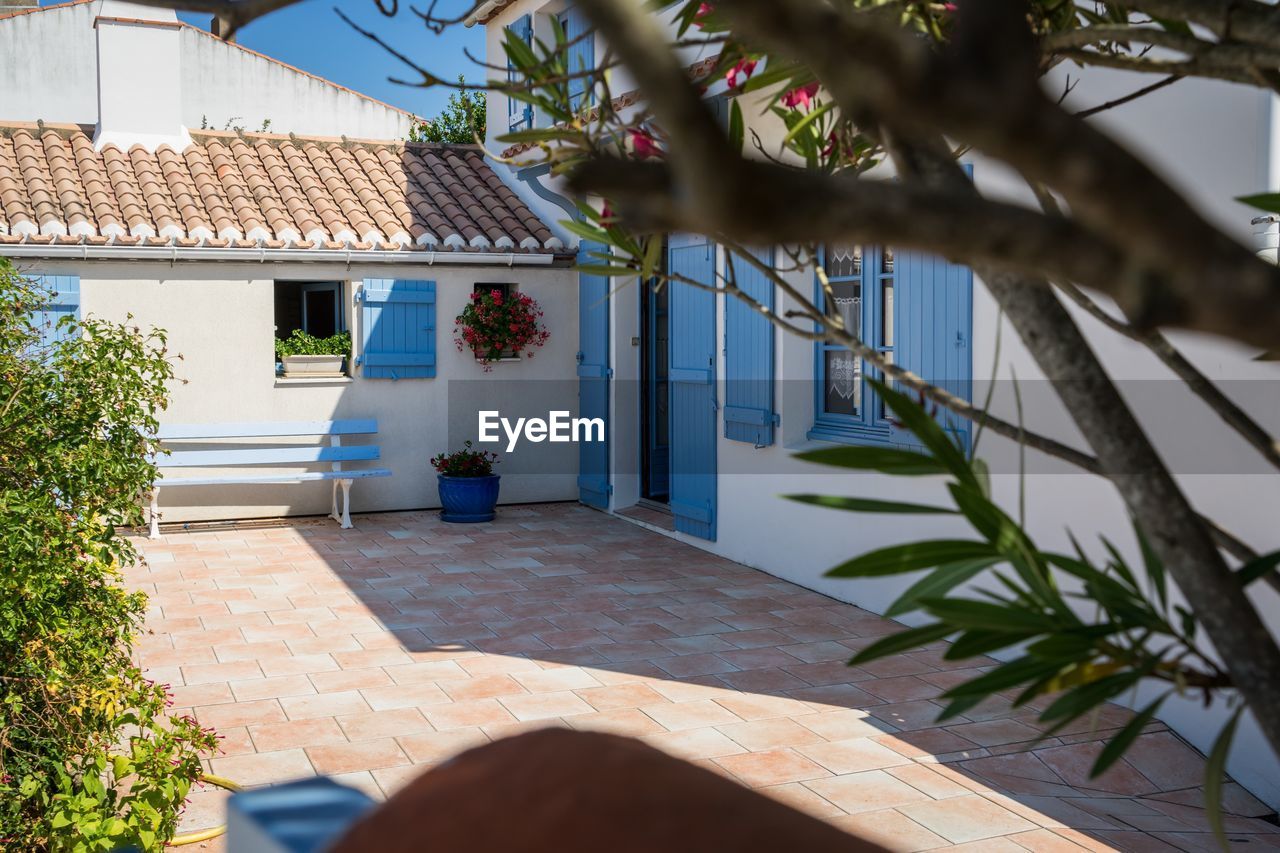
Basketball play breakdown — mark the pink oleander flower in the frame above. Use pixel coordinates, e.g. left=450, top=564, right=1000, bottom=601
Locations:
left=694, top=2, right=714, bottom=28
left=725, top=58, right=757, bottom=89
left=781, top=81, right=820, bottom=111
left=629, top=128, right=662, bottom=160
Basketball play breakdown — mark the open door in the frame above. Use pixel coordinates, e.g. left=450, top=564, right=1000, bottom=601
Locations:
left=667, top=234, right=717, bottom=541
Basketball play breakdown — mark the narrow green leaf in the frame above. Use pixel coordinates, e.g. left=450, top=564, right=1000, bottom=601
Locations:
left=885, top=557, right=1000, bottom=618
left=945, top=628, right=1036, bottom=659
left=1039, top=669, right=1145, bottom=724
left=826, top=541, right=998, bottom=579
left=848, top=623, right=955, bottom=665
left=780, top=101, right=835, bottom=148
left=1092, top=693, right=1167, bottom=777
left=942, top=655, right=1063, bottom=698
left=794, top=445, right=949, bottom=476
left=639, top=236, right=663, bottom=283
left=785, top=494, right=957, bottom=515
left=1205, top=707, right=1243, bottom=851
left=1235, top=549, right=1280, bottom=587
left=1237, top=192, right=1280, bottom=214
left=727, top=99, right=744, bottom=153
left=871, top=378, right=977, bottom=489
left=922, top=597, right=1054, bottom=633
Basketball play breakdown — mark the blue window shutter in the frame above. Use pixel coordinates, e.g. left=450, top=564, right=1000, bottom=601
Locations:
left=892, top=249, right=972, bottom=448
left=724, top=247, right=777, bottom=446
left=359, top=279, right=436, bottom=380
left=561, top=6, right=594, bottom=111
left=31, top=275, right=80, bottom=350
left=668, top=234, right=717, bottom=541
left=507, top=15, right=533, bottom=130
left=577, top=240, right=611, bottom=509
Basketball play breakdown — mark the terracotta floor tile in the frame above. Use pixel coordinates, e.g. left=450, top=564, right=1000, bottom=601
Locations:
left=652, top=653, right=740, bottom=678
left=194, top=698, right=287, bottom=729
left=359, top=681, right=451, bottom=711
left=309, top=667, right=393, bottom=693
left=805, top=769, right=934, bottom=814
left=228, top=675, right=317, bottom=702
left=574, top=682, right=670, bottom=712
left=712, top=693, right=814, bottom=721
left=716, top=667, right=811, bottom=693
left=1037, top=742, right=1160, bottom=796
left=885, top=763, right=973, bottom=799
left=830, top=809, right=951, bottom=852
left=511, top=666, right=603, bottom=693
left=640, top=699, right=743, bottom=732
left=875, top=728, right=982, bottom=760
left=641, top=728, right=749, bottom=761
left=209, top=749, right=315, bottom=787
left=716, top=718, right=827, bottom=751
left=396, top=728, right=491, bottom=764
left=249, top=717, right=349, bottom=752
left=565, top=708, right=667, bottom=737
left=423, top=698, right=518, bottom=730
left=306, top=738, right=408, bottom=775
left=1007, top=828, right=1093, bottom=852
left=945, top=718, right=1043, bottom=747
left=279, top=690, right=372, bottom=721
left=797, top=737, right=913, bottom=774
left=498, top=690, right=595, bottom=721
left=336, top=708, right=434, bottom=741
left=713, top=748, right=832, bottom=788
left=866, top=700, right=949, bottom=732
left=797, top=709, right=896, bottom=741
left=898, top=794, right=1037, bottom=844
left=759, top=782, right=846, bottom=820
left=1123, top=731, right=1209, bottom=792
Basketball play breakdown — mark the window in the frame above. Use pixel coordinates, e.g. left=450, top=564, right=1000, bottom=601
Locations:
left=811, top=244, right=896, bottom=444
left=558, top=5, right=595, bottom=112
left=275, top=281, right=344, bottom=340
left=507, top=15, right=534, bottom=131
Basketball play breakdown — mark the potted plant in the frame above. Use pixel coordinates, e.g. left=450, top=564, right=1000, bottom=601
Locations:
left=275, top=329, right=351, bottom=378
left=430, top=441, right=501, bottom=522
left=454, top=288, right=550, bottom=370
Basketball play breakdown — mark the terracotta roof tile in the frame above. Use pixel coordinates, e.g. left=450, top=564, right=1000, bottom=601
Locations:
left=0, top=125, right=561, bottom=253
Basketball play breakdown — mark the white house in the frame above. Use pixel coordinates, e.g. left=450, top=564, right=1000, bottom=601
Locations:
left=466, top=0, right=1280, bottom=808
left=3, top=0, right=1279, bottom=811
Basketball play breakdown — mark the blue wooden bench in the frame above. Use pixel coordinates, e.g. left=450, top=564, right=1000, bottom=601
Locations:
left=149, top=420, right=391, bottom=538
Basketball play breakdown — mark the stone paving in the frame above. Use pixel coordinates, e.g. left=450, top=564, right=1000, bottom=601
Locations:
left=127, top=503, right=1279, bottom=852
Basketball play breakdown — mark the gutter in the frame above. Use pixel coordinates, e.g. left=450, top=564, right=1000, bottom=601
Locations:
left=464, top=0, right=504, bottom=27
left=0, top=244, right=560, bottom=266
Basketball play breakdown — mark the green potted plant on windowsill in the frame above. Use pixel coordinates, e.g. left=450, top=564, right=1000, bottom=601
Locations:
left=274, top=330, right=351, bottom=378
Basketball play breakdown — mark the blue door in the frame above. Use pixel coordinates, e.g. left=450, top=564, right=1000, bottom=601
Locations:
left=578, top=240, right=611, bottom=508
left=643, top=278, right=670, bottom=499
left=724, top=247, right=778, bottom=447
left=667, top=234, right=717, bottom=541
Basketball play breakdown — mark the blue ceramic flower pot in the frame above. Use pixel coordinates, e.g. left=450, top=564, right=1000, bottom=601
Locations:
left=437, top=474, right=500, bottom=523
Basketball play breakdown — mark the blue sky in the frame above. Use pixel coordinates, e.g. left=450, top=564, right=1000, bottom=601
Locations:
left=174, top=0, right=485, bottom=119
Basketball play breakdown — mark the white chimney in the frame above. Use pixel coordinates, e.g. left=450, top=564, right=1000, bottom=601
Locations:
left=92, top=0, right=192, bottom=152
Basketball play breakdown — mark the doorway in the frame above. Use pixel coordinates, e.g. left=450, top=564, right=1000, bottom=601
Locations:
left=640, top=241, right=670, bottom=503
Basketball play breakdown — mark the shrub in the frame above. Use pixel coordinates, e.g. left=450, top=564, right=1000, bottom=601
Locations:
left=430, top=441, right=499, bottom=477
left=454, top=288, right=550, bottom=369
left=274, top=329, right=352, bottom=359
left=0, top=260, right=216, bottom=850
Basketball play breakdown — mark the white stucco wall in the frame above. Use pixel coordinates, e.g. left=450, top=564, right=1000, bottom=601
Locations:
left=13, top=258, right=580, bottom=521
left=0, top=1, right=412, bottom=139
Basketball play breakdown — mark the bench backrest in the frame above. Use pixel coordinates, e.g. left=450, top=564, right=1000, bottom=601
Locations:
left=153, top=420, right=380, bottom=470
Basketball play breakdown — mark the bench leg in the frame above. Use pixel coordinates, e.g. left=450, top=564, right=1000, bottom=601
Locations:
left=338, top=479, right=354, bottom=529
left=149, top=489, right=160, bottom=539
left=330, top=480, right=341, bottom=525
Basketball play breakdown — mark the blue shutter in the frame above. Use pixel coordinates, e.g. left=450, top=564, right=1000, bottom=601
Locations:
left=668, top=234, right=717, bottom=541
left=30, top=275, right=80, bottom=350
left=724, top=247, right=777, bottom=446
left=892, top=249, right=972, bottom=448
left=577, top=240, right=611, bottom=508
left=507, top=15, right=533, bottom=130
left=561, top=6, right=594, bottom=111
left=359, top=279, right=436, bottom=380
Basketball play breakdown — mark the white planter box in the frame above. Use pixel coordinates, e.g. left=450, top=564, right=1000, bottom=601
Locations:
left=281, top=355, right=346, bottom=378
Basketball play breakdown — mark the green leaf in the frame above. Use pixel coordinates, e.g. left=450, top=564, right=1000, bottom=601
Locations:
left=785, top=494, right=958, bottom=515
left=885, top=557, right=1000, bottom=618
left=848, top=622, right=955, bottom=665
left=1092, top=693, right=1167, bottom=777
left=1205, top=707, right=1243, bottom=851
left=728, top=99, right=744, bottom=153
left=1237, top=192, right=1280, bottom=214
left=1235, top=549, right=1280, bottom=587
left=560, top=218, right=613, bottom=245
left=923, top=596, right=1057, bottom=633
left=794, top=445, right=950, bottom=476
left=826, top=540, right=999, bottom=578
left=942, top=655, right=1064, bottom=698
left=870, top=378, right=977, bottom=489
left=780, top=101, right=835, bottom=148
left=946, top=628, right=1037, bottom=659
left=1039, top=668, right=1147, bottom=724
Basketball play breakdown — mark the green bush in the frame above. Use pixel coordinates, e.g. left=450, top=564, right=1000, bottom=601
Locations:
left=0, top=260, right=216, bottom=850
left=274, top=329, right=352, bottom=359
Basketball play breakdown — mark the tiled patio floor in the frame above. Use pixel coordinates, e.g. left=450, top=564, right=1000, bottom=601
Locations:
left=127, top=503, right=1278, bottom=852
